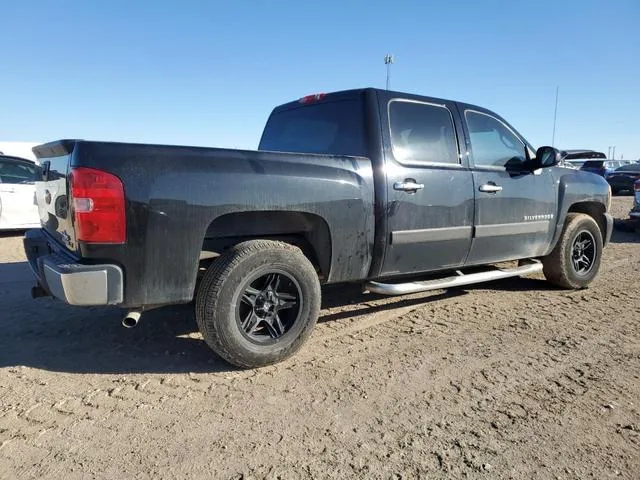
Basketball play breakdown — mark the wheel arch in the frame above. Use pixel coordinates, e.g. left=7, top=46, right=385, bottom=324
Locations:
left=547, top=200, right=608, bottom=255
left=567, top=201, right=607, bottom=240
left=200, top=210, right=332, bottom=281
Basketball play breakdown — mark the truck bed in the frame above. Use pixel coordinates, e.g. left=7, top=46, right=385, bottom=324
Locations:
left=32, top=140, right=375, bottom=307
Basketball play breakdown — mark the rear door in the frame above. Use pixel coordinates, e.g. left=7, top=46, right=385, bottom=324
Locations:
left=0, top=158, right=40, bottom=228
left=461, top=108, right=556, bottom=265
left=379, top=97, right=474, bottom=276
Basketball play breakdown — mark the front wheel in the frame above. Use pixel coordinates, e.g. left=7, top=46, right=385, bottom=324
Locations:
left=542, top=213, right=603, bottom=289
left=195, top=240, right=321, bottom=368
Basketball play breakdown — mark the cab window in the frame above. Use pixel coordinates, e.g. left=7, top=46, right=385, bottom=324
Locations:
left=465, top=111, right=526, bottom=168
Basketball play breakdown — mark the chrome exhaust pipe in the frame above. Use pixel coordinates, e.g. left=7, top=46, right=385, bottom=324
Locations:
left=122, top=310, right=142, bottom=328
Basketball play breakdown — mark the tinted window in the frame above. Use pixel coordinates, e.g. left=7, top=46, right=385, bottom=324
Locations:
left=582, top=161, right=604, bottom=169
left=0, top=159, right=38, bottom=184
left=259, top=100, right=366, bottom=157
left=388, top=101, right=458, bottom=165
left=616, top=163, right=640, bottom=172
left=465, top=111, right=526, bottom=168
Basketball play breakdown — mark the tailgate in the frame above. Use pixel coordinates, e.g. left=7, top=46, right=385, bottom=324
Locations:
left=33, top=141, right=77, bottom=251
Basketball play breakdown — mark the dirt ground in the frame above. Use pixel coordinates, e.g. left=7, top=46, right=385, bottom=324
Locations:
left=0, top=196, right=638, bottom=480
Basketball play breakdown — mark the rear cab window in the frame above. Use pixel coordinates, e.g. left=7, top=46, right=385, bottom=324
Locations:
left=259, top=97, right=366, bottom=157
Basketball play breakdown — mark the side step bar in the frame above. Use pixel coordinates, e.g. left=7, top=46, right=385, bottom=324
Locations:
left=364, top=259, right=543, bottom=296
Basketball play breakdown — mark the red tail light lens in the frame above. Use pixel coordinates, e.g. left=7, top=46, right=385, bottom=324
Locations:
left=299, top=93, right=327, bottom=104
left=70, top=167, right=126, bottom=243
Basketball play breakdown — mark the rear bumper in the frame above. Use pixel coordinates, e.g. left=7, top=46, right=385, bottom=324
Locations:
left=23, top=229, right=123, bottom=306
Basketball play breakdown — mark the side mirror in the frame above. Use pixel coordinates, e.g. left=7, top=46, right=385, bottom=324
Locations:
left=533, top=146, right=561, bottom=169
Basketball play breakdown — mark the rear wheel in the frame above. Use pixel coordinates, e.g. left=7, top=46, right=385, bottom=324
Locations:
left=542, top=213, right=603, bottom=289
left=195, top=240, right=321, bottom=368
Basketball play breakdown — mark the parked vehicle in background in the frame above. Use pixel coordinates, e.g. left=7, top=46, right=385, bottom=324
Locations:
left=629, top=180, right=640, bottom=226
left=566, top=160, right=585, bottom=169
left=558, top=150, right=606, bottom=170
left=561, top=150, right=609, bottom=177
left=23, top=88, right=613, bottom=368
left=581, top=158, right=624, bottom=177
left=606, top=163, right=640, bottom=194
left=0, top=155, right=41, bottom=230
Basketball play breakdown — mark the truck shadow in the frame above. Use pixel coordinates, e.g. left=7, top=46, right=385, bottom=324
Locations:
left=1, top=260, right=561, bottom=375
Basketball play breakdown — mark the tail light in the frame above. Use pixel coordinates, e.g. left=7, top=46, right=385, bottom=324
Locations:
left=299, top=93, right=327, bottom=104
left=70, top=167, right=126, bottom=243
left=634, top=180, right=640, bottom=192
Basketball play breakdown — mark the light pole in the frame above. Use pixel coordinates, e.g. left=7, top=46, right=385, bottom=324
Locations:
left=612, top=146, right=616, bottom=160
left=384, top=54, right=394, bottom=90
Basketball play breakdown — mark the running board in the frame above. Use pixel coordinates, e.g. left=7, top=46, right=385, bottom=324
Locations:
left=364, top=259, right=543, bottom=296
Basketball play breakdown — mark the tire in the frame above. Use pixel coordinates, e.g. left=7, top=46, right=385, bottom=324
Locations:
left=542, top=213, right=603, bottom=289
left=195, top=240, right=321, bottom=368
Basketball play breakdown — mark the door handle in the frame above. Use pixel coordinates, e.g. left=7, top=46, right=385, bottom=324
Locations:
left=394, top=181, right=424, bottom=192
left=479, top=183, right=503, bottom=193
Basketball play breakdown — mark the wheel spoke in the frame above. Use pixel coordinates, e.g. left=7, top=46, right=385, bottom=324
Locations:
left=265, top=314, right=286, bottom=338
left=572, top=257, right=581, bottom=271
left=241, top=286, right=260, bottom=307
left=277, top=298, right=297, bottom=310
left=265, top=273, right=281, bottom=292
left=580, top=254, right=591, bottom=268
left=241, top=311, right=261, bottom=334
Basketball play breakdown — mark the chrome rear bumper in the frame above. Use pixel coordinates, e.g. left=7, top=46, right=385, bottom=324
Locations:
left=23, top=229, right=123, bottom=306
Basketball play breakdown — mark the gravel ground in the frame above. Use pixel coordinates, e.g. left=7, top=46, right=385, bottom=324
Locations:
left=1, top=196, right=638, bottom=480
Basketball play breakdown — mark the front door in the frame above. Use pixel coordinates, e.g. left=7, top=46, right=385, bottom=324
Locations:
left=462, top=109, right=556, bottom=265
left=380, top=98, right=474, bottom=276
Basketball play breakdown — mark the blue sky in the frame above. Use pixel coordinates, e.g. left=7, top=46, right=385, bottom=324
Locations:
left=2, top=0, right=639, bottom=158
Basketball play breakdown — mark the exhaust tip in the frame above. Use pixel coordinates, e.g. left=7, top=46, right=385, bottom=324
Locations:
left=122, top=311, right=141, bottom=328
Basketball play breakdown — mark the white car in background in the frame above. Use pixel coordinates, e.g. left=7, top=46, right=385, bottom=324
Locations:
left=0, top=155, right=41, bottom=230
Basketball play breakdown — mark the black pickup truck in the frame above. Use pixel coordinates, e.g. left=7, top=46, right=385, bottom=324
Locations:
left=25, top=88, right=613, bottom=368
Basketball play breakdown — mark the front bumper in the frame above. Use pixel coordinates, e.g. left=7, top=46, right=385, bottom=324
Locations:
left=604, top=212, right=614, bottom=245
left=23, top=229, right=123, bottom=306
